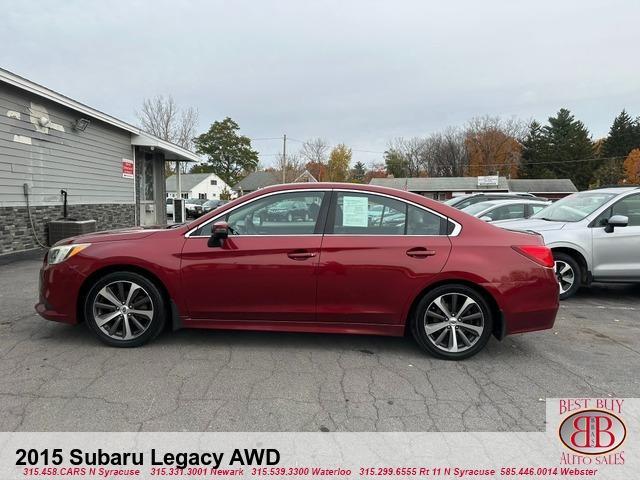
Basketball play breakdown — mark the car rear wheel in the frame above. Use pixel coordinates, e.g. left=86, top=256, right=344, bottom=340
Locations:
left=553, top=252, right=581, bottom=300
left=84, top=272, right=166, bottom=347
left=411, top=285, right=493, bottom=360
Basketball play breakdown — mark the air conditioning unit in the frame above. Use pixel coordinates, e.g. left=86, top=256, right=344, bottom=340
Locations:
left=47, top=219, right=97, bottom=246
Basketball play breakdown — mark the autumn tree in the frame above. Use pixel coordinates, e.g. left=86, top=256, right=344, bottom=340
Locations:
left=624, top=148, right=640, bottom=184
left=363, top=163, right=388, bottom=184
left=136, top=94, right=199, bottom=175
left=464, top=116, right=525, bottom=178
left=194, top=117, right=259, bottom=186
left=327, top=144, right=352, bottom=182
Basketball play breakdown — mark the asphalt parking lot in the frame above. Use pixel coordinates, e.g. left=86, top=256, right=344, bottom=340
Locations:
left=1, top=252, right=638, bottom=432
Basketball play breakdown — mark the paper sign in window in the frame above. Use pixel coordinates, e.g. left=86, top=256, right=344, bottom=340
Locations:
left=342, top=196, right=368, bottom=227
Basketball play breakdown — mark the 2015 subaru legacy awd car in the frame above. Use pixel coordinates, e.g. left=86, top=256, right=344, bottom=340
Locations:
left=36, top=183, right=559, bottom=360
left=493, top=186, right=640, bottom=300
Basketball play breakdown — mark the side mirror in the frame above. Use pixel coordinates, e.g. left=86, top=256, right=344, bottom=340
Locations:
left=604, top=215, right=628, bottom=233
left=480, top=216, right=492, bottom=222
left=208, top=221, right=229, bottom=247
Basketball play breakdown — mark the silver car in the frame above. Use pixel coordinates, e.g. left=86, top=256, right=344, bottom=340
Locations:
left=462, top=199, right=551, bottom=222
left=495, top=186, right=640, bottom=299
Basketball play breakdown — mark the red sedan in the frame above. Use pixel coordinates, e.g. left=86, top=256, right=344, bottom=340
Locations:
left=36, top=183, right=558, bottom=360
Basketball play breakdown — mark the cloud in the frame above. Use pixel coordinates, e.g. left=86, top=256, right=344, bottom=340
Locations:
left=2, top=0, right=640, bottom=165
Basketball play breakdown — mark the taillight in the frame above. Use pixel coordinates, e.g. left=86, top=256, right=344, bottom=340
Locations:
left=512, top=245, right=554, bottom=268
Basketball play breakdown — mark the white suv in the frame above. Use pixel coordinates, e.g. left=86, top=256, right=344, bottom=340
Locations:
left=495, top=187, right=640, bottom=299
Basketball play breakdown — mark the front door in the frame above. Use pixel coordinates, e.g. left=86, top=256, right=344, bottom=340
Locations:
left=139, top=153, right=157, bottom=226
left=592, top=193, right=640, bottom=280
left=180, top=190, right=329, bottom=321
left=316, top=191, right=452, bottom=325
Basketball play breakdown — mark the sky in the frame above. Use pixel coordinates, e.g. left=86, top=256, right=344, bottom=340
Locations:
left=2, top=0, right=640, bottom=166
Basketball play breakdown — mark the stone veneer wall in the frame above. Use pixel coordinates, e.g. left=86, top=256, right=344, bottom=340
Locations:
left=0, top=204, right=135, bottom=254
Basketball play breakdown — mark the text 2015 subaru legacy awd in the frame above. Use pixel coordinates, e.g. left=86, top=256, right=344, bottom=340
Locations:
left=36, top=183, right=559, bottom=360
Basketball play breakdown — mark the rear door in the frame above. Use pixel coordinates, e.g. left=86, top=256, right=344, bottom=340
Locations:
left=316, top=190, right=452, bottom=325
left=591, top=193, right=640, bottom=279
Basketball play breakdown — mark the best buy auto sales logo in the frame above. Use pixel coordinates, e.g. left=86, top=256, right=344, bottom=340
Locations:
left=558, top=399, right=627, bottom=466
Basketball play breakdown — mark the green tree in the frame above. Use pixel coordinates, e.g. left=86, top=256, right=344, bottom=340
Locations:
left=383, top=149, right=409, bottom=178
left=541, top=109, right=594, bottom=190
left=327, top=144, right=352, bottom=182
left=188, top=163, right=216, bottom=174
left=519, top=121, right=551, bottom=179
left=594, top=110, right=640, bottom=185
left=194, top=117, right=259, bottom=185
left=350, top=161, right=366, bottom=183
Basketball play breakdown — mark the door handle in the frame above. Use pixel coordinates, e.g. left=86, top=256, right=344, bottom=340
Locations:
left=287, top=250, right=317, bottom=260
left=406, top=247, right=436, bottom=258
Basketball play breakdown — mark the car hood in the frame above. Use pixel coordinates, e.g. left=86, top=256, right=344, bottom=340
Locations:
left=493, top=218, right=568, bottom=232
left=53, top=227, right=162, bottom=246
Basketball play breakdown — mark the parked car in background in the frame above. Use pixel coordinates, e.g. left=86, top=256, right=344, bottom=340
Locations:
left=495, top=186, right=640, bottom=299
left=444, top=192, right=543, bottom=210
left=264, top=199, right=309, bottom=222
left=166, top=198, right=174, bottom=218
left=202, top=199, right=228, bottom=214
left=185, top=198, right=207, bottom=218
left=462, top=199, right=551, bottom=222
left=36, top=183, right=559, bottom=360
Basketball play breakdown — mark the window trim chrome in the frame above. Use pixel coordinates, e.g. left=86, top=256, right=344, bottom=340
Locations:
left=185, top=187, right=462, bottom=238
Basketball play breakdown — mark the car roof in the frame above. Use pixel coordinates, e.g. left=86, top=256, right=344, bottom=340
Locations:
left=587, top=186, right=638, bottom=194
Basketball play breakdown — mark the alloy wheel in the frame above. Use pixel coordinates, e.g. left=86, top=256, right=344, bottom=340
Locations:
left=555, top=260, right=575, bottom=295
left=423, top=293, right=484, bottom=353
left=92, top=281, right=154, bottom=340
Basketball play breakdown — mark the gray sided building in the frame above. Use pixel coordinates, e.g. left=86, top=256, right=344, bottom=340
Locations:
left=0, top=68, right=199, bottom=255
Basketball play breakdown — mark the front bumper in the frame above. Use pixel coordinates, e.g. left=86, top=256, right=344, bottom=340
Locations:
left=35, top=260, right=87, bottom=325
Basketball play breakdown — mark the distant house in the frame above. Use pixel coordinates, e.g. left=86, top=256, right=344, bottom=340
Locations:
left=166, top=173, right=231, bottom=200
left=233, top=169, right=317, bottom=195
left=369, top=176, right=577, bottom=200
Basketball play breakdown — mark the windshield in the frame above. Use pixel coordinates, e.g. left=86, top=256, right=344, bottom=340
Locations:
left=462, top=202, right=499, bottom=216
left=531, top=191, right=616, bottom=222
left=444, top=196, right=466, bottom=206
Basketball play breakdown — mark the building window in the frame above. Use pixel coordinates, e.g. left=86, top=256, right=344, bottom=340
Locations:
left=199, top=193, right=207, bottom=199
left=210, top=179, right=217, bottom=185
left=181, top=193, right=188, bottom=199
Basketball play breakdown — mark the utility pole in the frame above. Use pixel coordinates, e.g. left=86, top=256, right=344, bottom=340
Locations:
left=282, top=134, right=287, bottom=183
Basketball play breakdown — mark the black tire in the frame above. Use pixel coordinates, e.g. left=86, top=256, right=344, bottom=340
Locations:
left=411, top=284, right=493, bottom=360
left=84, top=271, right=166, bottom=347
left=553, top=252, right=581, bottom=300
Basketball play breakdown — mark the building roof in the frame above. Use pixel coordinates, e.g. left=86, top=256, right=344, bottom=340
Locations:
left=166, top=173, right=219, bottom=192
left=507, top=179, right=577, bottom=193
left=370, top=176, right=510, bottom=191
left=234, top=171, right=281, bottom=192
left=0, top=67, right=200, bottom=162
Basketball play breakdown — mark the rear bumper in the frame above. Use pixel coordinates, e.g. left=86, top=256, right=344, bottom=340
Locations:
left=483, top=270, right=559, bottom=336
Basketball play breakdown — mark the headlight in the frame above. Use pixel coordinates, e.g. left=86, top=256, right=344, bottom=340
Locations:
left=48, top=243, right=91, bottom=265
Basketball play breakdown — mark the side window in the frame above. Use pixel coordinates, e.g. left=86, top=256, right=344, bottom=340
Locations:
left=611, top=194, right=640, bottom=227
left=331, top=193, right=444, bottom=235
left=333, top=192, right=406, bottom=235
left=407, top=205, right=442, bottom=235
left=197, top=192, right=325, bottom=236
left=486, top=204, right=525, bottom=221
left=531, top=204, right=547, bottom=215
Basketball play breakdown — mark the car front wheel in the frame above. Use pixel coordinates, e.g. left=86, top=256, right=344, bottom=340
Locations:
left=411, top=285, right=493, bottom=360
left=84, top=271, right=166, bottom=347
left=553, top=252, right=581, bottom=300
